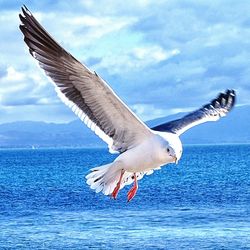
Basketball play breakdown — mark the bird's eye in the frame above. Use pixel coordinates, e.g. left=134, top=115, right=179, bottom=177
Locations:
left=167, top=148, right=170, bottom=153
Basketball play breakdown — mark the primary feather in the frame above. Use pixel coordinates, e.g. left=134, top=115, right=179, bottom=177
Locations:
left=152, top=90, right=236, bottom=135
left=19, top=6, right=152, bottom=154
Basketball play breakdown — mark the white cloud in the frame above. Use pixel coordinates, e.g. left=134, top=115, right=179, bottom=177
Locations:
left=131, top=103, right=167, bottom=121
left=0, top=67, right=27, bottom=94
left=36, top=11, right=137, bottom=49
left=0, top=65, right=58, bottom=108
left=204, top=23, right=242, bottom=47
left=95, top=46, right=180, bottom=75
left=5, top=66, right=25, bottom=81
left=133, top=46, right=180, bottom=62
left=0, top=0, right=250, bottom=123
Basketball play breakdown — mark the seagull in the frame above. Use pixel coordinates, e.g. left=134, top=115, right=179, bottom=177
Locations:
left=19, top=6, right=236, bottom=202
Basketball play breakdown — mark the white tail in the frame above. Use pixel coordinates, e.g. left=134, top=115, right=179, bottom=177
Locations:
left=86, top=162, right=158, bottom=197
left=86, top=162, right=123, bottom=195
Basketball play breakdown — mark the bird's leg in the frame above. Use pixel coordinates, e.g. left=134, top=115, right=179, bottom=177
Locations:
left=127, top=173, right=138, bottom=202
left=111, top=169, right=125, bottom=199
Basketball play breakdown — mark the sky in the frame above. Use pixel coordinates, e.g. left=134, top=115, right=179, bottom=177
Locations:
left=0, top=0, right=250, bottom=124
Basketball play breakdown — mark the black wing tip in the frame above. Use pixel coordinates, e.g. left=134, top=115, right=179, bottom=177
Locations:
left=226, top=89, right=236, bottom=107
left=19, top=5, right=30, bottom=27
left=218, top=89, right=235, bottom=97
left=20, top=5, right=33, bottom=27
left=21, top=5, right=31, bottom=15
left=211, top=89, right=236, bottom=112
left=225, top=89, right=236, bottom=97
left=19, top=25, right=26, bottom=39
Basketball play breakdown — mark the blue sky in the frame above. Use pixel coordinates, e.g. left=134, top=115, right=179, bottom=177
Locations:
left=0, top=0, right=249, bottom=123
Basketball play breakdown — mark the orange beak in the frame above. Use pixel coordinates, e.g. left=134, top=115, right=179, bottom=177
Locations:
left=173, top=156, right=178, bottom=164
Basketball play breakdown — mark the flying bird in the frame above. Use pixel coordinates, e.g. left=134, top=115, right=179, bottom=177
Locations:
left=19, top=6, right=236, bottom=202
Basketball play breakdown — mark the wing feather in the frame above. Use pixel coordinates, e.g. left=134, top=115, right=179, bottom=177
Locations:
left=152, top=89, right=236, bottom=135
left=19, top=6, right=152, bottom=153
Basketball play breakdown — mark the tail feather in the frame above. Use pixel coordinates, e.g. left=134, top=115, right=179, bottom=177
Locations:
left=86, top=162, right=160, bottom=197
left=86, top=162, right=123, bottom=195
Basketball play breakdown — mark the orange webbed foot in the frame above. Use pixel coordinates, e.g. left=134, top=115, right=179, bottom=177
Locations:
left=127, top=173, right=138, bottom=202
left=111, top=169, right=125, bottom=199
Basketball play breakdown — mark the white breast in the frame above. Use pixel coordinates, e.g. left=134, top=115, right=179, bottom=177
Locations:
left=115, top=133, right=174, bottom=173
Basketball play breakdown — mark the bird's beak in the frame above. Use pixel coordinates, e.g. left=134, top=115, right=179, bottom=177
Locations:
left=173, top=156, right=178, bottom=164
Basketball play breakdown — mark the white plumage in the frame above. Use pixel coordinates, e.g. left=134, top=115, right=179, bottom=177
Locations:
left=19, top=6, right=236, bottom=201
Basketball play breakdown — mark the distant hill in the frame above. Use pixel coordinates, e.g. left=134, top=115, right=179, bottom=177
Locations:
left=0, top=105, right=249, bottom=148
left=0, top=120, right=105, bottom=148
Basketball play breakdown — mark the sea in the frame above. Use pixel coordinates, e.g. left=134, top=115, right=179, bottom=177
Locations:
left=0, top=145, right=249, bottom=249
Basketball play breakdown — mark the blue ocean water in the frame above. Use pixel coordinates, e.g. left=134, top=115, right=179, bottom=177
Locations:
left=0, top=145, right=249, bottom=249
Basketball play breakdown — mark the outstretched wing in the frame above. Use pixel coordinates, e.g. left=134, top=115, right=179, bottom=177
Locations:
left=152, top=89, right=236, bottom=136
left=19, top=6, right=152, bottom=153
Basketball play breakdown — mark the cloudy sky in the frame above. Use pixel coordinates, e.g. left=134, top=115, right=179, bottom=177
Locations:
left=0, top=0, right=249, bottom=123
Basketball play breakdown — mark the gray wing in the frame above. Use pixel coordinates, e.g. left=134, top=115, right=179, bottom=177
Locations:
left=152, top=89, right=236, bottom=136
left=19, top=6, right=152, bottom=153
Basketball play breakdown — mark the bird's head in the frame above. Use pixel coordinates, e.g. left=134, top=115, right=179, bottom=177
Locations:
left=162, top=133, right=183, bottom=164
left=165, top=144, right=182, bottom=164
